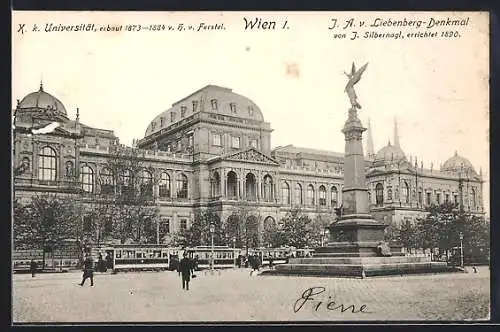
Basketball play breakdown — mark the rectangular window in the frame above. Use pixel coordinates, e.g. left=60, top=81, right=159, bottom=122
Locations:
left=249, top=139, right=258, bottom=149
left=436, top=193, right=441, bottom=204
left=187, top=134, right=194, bottom=147
left=181, top=106, right=187, bottom=118
left=160, top=117, right=165, bottom=127
left=232, top=136, right=240, bottom=149
left=159, top=218, right=170, bottom=238
left=192, top=100, right=198, bottom=112
left=213, top=133, right=222, bottom=146
left=180, top=219, right=187, bottom=230
left=170, top=112, right=176, bottom=122
left=418, top=191, right=423, bottom=205
left=426, top=192, right=431, bottom=206
left=230, top=103, right=237, bottom=113
left=445, top=194, right=450, bottom=203
left=210, top=99, right=218, bottom=110
left=248, top=106, right=254, bottom=117
left=454, top=194, right=458, bottom=205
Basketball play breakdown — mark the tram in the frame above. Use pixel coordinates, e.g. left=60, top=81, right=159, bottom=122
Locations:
left=93, top=244, right=182, bottom=273
left=185, top=246, right=240, bottom=270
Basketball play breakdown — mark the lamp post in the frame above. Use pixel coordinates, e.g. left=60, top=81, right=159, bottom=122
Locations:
left=459, top=232, right=464, bottom=268
left=232, top=236, right=236, bottom=267
left=209, top=222, right=215, bottom=272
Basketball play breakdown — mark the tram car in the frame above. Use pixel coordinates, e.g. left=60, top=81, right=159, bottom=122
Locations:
left=257, top=247, right=294, bottom=267
left=93, top=245, right=181, bottom=273
left=185, top=246, right=240, bottom=270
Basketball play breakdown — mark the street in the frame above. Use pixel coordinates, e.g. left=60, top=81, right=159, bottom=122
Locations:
left=12, top=266, right=490, bottom=322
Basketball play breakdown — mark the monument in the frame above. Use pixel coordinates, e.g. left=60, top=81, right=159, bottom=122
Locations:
left=266, top=63, right=452, bottom=277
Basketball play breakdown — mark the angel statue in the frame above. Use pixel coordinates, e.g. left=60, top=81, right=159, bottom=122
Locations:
left=344, top=62, right=368, bottom=109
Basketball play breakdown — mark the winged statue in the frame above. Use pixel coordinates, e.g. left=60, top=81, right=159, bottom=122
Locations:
left=344, top=62, right=368, bottom=109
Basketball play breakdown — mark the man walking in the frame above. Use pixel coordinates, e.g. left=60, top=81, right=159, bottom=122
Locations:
left=79, top=253, right=94, bottom=287
left=30, top=259, right=38, bottom=277
left=178, top=252, right=194, bottom=291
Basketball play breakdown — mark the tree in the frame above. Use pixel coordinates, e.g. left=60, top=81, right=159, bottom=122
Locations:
left=279, top=209, right=313, bottom=248
left=90, top=145, right=158, bottom=245
left=172, top=209, right=223, bottom=247
left=307, top=214, right=334, bottom=248
left=262, top=217, right=284, bottom=248
left=13, top=193, right=81, bottom=266
left=225, top=203, right=260, bottom=250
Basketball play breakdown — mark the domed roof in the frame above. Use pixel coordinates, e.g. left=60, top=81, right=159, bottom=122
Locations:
left=17, top=83, right=67, bottom=116
left=374, top=141, right=406, bottom=162
left=441, top=151, right=475, bottom=173
left=144, top=85, right=265, bottom=137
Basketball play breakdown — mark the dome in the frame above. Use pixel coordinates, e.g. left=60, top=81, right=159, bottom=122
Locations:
left=144, top=85, right=265, bottom=137
left=17, top=83, right=67, bottom=116
left=441, top=151, right=475, bottom=173
left=374, top=141, right=406, bottom=162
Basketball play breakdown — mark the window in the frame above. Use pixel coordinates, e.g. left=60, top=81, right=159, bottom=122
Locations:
left=192, top=100, right=198, bottom=112
left=210, top=99, right=218, bottom=110
left=375, top=183, right=384, bottom=205
left=159, top=172, right=171, bottom=198
left=471, top=189, right=476, bottom=208
left=232, top=136, right=240, bottom=149
left=230, top=103, right=237, bottom=113
left=120, top=169, right=133, bottom=196
left=170, top=112, right=176, bottom=122
left=83, top=215, right=92, bottom=233
left=387, top=188, right=393, bottom=201
left=418, top=191, right=423, bottom=205
left=151, top=122, right=156, bottom=131
left=249, top=139, right=258, bottom=149
left=81, top=165, right=94, bottom=193
left=212, top=133, right=222, bottom=146
left=331, top=186, right=338, bottom=207
left=212, top=171, right=221, bottom=197
left=403, top=182, right=410, bottom=203
left=180, top=219, right=187, bottom=230
left=187, top=134, right=194, bottom=148
left=426, top=192, right=431, bottom=206
left=100, top=168, right=114, bottom=194
left=248, top=106, right=254, bottom=117
left=176, top=173, right=188, bottom=199
left=140, top=170, right=153, bottom=198
left=22, top=157, right=30, bottom=173
left=307, top=184, right=315, bottom=205
left=176, top=139, right=182, bottom=152
left=319, top=185, right=327, bottom=206
left=436, top=193, right=441, bottom=205
left=65, top=161, right=74, bottom=178
left=454, top=194, right=459, bottom=205
left=181, top=106, right=187, bottom=118
left=295, top=183, right=303, bottom=205
left=160, top=117, right=165, bottom=127
left=281, top=182, right=290, bottom=205
left=38, top=146, right=57, bottom=181
left=445, top=194, right=450, bottom=203
left=103, top=217, right=113, bottom=235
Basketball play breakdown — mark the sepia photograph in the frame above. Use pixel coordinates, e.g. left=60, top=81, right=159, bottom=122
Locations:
left=11, top=11, right=490, bottom=323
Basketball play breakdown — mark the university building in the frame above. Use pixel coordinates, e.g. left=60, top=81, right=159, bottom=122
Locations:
left=12, top=83, right=485, bottom=245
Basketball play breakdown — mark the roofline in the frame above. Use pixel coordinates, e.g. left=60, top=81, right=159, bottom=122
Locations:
left=172, top=85, right=232, bottom=106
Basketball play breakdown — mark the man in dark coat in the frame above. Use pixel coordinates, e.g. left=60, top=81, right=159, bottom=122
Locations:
left=178, top=252, right=194, bottom=290
left=79, top=253, right=94, bottom=286
left=30, top=259, right=38, bottom=277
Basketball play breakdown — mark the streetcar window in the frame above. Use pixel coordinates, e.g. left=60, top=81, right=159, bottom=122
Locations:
left=116, top=251, right=122, bottom=258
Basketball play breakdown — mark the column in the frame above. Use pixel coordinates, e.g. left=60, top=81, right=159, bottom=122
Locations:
left=257, top=170, right=262, bottom=201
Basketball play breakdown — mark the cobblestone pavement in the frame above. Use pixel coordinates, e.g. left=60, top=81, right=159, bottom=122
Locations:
left=12, top=266, right=490, bottom=322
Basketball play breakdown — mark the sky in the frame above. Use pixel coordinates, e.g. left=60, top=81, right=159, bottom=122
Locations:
left=12, top=11, right=489, bottom=214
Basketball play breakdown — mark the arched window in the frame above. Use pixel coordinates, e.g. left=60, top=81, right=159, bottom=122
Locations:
left=403, top=182, right=410, bottom=203
left=100, top=168, right=114, bottom=194
left=65, top=161, right=74, bottom=178
left=159, top=172, right=171, bottom=198
left=375, top=183, right=384, bottom=205
left=38, top=146, right=57, bottom=181
left=140, top=170, right=153, bottom=198
left=211, top=171, right=221, bottom=197
left=471, top=188, right=476, bottom=208
left=227, top=171, right=238, bottom=199
left=80, top=165, right=94, bottom=193
left=120, top=169, right=133, bottom=195
left=319, top=185, right=327, bottom=206
left=307, top=184, right=315, bottom=206
left=295, top=183, right=303, bottom=205
left=263, top=175, right=274, bottom=202
left=281, top=182, right=290, bottom=205
left=176, top=173, right=188, bottom=198
left=331, top=186, right=338, bottom=207
left=246, top=173, right=257, bottom=201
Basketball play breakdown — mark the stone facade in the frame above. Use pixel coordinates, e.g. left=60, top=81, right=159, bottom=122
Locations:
left=12, top=84, right=485, bottom=245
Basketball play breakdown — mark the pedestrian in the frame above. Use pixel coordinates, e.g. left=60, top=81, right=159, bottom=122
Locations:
left=178, top=252, right=194, bottom=291
left=30, top=259, right=37, bottom=277
left=472, top=266, right=478, bottom=273
left=250, top=254, right=260, bottom=276
left=79, top=253, right=94, bottom=287
left=268, top=256, right=274, bottom=270
left=97, top=253, right=106, bottom=273
left=105, top=252, right=113, bottom=270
